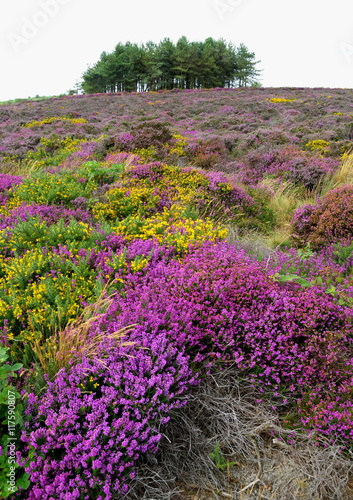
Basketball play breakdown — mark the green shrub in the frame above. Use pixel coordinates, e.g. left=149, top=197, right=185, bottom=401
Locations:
left=0, top=347, right=30, bottom=498
left=10, top=171, right=97, bottom=207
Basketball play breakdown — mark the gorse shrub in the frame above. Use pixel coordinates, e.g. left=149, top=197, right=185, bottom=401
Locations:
left=92, top=185, right=169, bottom=220
left=22, top=116, right=88, bottom=128
left=24, top=136, right=86, bottom=169
left=9, top=171, right=97, bottom=207
left=292, top=185, right=353, bottom=248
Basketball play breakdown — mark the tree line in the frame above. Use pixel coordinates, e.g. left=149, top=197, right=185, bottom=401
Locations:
left=81, top=37, right=261, bottom=94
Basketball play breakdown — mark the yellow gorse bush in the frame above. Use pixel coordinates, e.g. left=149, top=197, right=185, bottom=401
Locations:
left=22, top=116, right=88, bottom=127
left=269, top=97, right=297, bottom=103
left=113, top=205, right=228, bottom=252
left=167, top=134, right=189, bottom=157
left=0, top=246, right=98, bottom=343
left=92, top=186, right=162, bottom=220
left=304, top=139, right=330, bottom=152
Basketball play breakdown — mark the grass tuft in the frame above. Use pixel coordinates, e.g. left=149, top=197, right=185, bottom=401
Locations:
left=30, top=292, right=137, bottom=379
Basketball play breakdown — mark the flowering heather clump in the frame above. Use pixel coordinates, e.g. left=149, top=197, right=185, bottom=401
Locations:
left=285, top=155, right=339, bottom=190
left=91, top=242, right=353, bottom=428
left=292, top=185, right=353, bottom=248
left=114, top=122, right=172, bottom=155
left=265, top=244, right=353, bottom=305
left=0, top=203, right=92, bottom=230
left=20, top=337, right=197, bottom=499
left=63, top=141, right=100, bottom=166
left=0, top=173, right=23, bottom=192
left=240, top=146, right=338, bottom=188
left=185, top=137, right=226, bottom=169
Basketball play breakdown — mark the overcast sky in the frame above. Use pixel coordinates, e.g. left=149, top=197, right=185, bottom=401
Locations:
left=1, top=0, right=353, bottom=101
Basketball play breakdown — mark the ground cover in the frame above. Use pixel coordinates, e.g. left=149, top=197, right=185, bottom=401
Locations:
left=1, top=87, right=353, bottom=499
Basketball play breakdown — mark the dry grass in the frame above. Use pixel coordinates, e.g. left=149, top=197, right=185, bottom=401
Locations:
left=320, top=151, right=353, bottom=193
left=259, top=179, right=303, bottom=227
left=30, top=293, right=136, bottom=379
left=124, top=367, right=353, bottom=500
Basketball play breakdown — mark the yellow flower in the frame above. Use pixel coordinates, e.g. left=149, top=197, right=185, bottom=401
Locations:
left=22, top=116, right=88, bottom=128
left=304, top=140, right=330, bottom=153
left=269, top=97, right=296, bottom=103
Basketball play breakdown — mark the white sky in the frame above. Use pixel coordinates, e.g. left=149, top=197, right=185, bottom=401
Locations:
left=1, top=0, right=353, bottom=101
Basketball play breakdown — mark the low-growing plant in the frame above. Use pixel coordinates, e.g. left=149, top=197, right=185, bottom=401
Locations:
left=19, top=331, right=197, bottom=499
left=0, top=347, right=30, bottom=498
left=292, top=185, right=353, bottom=248
left=9, top=171, right=97, bottom=207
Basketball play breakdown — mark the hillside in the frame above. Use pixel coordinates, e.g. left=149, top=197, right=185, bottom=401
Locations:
left=1, top=87, right=353, bottom=499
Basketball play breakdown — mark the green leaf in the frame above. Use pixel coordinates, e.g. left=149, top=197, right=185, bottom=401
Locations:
left=16, top=473, right=31, bottom=490
left=10, top=364, right=23, bottom=372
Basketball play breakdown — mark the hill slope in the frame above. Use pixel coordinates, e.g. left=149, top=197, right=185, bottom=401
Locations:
left=1, top=88, right=353, bottom=499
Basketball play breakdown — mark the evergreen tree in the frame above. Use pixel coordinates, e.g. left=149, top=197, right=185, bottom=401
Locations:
left=81, top=38, right=261, bottom=93
left=233, top=43, right=261, bottom=87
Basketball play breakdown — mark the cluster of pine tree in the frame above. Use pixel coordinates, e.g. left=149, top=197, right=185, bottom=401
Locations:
left=81, top=37, right=261, bottom=94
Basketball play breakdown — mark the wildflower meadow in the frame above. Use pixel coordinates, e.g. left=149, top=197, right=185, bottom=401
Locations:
left=1, top=87, right=353, bottom=499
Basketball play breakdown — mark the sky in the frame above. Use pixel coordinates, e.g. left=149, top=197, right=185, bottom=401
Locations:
left=1, top=0, right=353, bottom=101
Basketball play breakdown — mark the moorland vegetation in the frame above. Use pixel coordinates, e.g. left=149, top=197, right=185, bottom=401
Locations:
left=1, top=86, right=353, bottom=499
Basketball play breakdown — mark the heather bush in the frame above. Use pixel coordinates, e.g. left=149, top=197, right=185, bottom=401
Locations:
left=0, top=131, right=41, bottom=161
left=196, top=170, right=275, bottom=229
left=0, top=203, right=92, bottom=230
left=266, top=243, right=353, bottom=306
left=115, top=122, right=172, bottom=155
left=19, top=334, right=197, bottom=499
left=185, top=137, right=226, bottom=169
left=89, top=242, right=353, bottom=440
left=285, top=154, right=339, bottom=190
left=0, top=173, right=23, bottom=192
left=240, top=146, right=338, bottom=189
left=292, top=185, right=353, bottom=248
left=18, top=240, right=353, bottom=497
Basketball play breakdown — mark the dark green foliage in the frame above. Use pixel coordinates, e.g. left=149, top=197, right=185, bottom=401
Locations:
left=0, top=347, right=29, bottom=498
left=81, top=37, right=261, bottom=93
